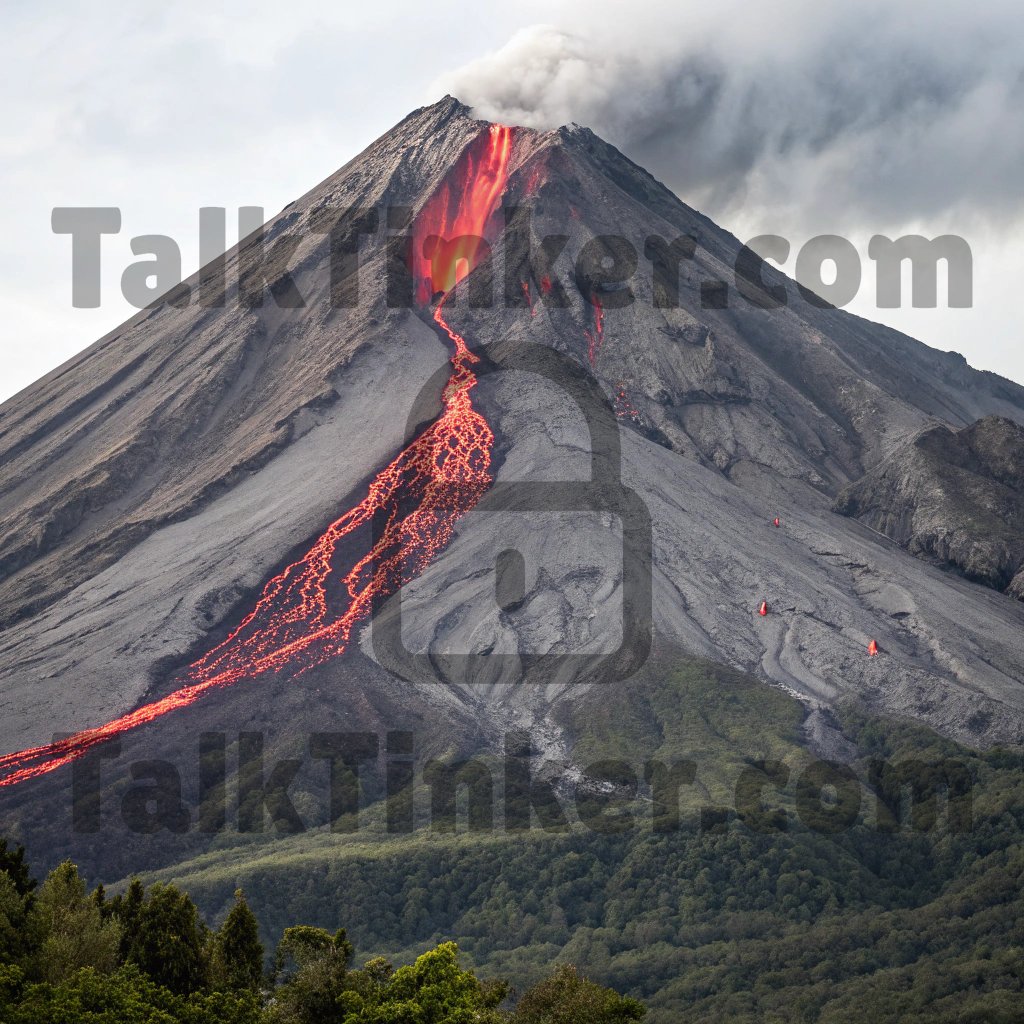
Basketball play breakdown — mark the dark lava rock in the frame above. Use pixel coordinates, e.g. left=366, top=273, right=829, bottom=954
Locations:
left=834, top=416, right=1024, bottom=596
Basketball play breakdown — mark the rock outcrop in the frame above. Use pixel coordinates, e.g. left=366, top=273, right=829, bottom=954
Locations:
left=834, top=416, right=1024, bottom=597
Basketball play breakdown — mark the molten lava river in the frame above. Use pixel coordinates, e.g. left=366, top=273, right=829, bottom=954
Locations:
left=0, top=125, right=513, bottom=787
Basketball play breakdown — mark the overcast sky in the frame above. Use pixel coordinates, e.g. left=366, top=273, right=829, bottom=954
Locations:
left=4, top=0, right=1023, bottom=403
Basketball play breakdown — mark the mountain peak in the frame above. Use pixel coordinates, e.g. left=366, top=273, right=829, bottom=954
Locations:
left=407, top=93, right=475, bottom=126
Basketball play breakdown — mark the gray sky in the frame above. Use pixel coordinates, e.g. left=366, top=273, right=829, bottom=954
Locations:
left=4, top=0, right=1023, bottom=403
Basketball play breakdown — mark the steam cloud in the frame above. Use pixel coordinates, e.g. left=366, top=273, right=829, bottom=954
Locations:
left=435, top=3, right=1024, bottom=235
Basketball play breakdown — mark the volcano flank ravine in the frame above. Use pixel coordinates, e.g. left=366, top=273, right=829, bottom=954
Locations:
left=1, top=96, right=1024, bottom=831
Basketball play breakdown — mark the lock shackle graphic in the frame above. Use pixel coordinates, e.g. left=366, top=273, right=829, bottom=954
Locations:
left=370, top=339, right=653, bottom=688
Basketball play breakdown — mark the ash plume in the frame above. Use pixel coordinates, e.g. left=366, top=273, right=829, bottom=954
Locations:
left=434, top=2, right=1024, bottom=233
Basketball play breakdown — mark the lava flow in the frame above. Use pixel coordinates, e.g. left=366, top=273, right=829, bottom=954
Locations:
left=584, top=294, right=605, bottom=367
left=413, top=123, right=511, bottom=303
left=0, top=125, right=513, bottom=789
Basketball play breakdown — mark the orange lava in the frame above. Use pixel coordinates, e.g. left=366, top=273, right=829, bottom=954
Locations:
left=521, top=280, right=536, bottom=316
left=584, top=294, right=605, bottom=367
left=0, top=125, right=513, bottom=788
left=614, top=382, right=639, bottom=422
left=414, top=125, right=512, bottom=304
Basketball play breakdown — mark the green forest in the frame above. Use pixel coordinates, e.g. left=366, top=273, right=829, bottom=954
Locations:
left=3, top=662, right=1023, bottom=1021
left=0, top=847, right=644, bottom=1023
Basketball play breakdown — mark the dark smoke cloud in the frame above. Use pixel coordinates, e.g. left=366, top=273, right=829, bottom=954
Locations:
left=436, top=3, right=1024, bottom=234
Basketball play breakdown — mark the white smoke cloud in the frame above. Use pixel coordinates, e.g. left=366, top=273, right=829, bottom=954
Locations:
left=434, top=2, right=1024, bottom=236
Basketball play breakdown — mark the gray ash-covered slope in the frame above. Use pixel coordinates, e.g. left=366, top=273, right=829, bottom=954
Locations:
left=1, top=95, right=1024, bottom=767
left=834, top=415, right=1024, bottom=598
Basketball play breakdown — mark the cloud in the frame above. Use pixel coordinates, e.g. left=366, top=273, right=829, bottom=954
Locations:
left=435, top=2, right=1024, bottom=234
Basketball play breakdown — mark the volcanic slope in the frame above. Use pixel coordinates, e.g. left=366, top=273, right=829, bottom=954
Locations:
left=1, top=95, right=1023, bottom=793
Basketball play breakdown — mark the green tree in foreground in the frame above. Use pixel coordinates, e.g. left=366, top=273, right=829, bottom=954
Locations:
left=511, top=964, right=646, bottom=1023
left=123, top=882, right=207, bottom=996
left=26, top=862, right=120, bottom=984
left=265, top=932, right=513, bottom=1024
left=0, top=841, right=36, bottom=900
left=0, top=873, right=30, bottom=965
left=340, top=942, right=509, bottom=1023
left=106, top=877, right=144, bottom=959
left=0, top=963, right=260, bottom=1024
left=213, top=889, right=264, bottom=993
left=268, top=925, right=355, bottom=1024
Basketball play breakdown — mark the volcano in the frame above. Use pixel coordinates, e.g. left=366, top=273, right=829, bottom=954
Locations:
left=1, top=97, right=1023, bottom=865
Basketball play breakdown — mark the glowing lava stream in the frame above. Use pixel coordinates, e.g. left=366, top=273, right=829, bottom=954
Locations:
left=0, top=125, right=513, bottom=788
left=584, top=294, right=605, bottom=367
